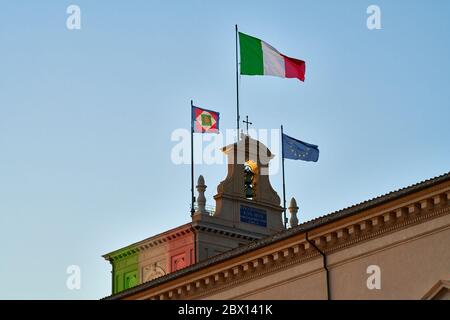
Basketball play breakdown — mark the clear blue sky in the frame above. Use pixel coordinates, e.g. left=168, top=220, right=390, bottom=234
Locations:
left=0, top=0, right=449, bottom=299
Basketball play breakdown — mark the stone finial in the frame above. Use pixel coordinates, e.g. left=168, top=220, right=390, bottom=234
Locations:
left=195, top=175, right=208, bottom=215
left=288, top=197, right=299, bottom=227
left=197, top=174, right=205, bottom=186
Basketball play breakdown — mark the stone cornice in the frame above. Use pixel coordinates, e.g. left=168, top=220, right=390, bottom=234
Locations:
left=305, top=190, right=450, bottom=253
left=192, top=220, right=264, bottom=241
left=102, top=223, right=194, bottom=262
left=213, top=193, right=283, bottom=212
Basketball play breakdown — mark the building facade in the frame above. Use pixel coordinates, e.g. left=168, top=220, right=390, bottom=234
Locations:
left=103, top=136, right=450, bottom=300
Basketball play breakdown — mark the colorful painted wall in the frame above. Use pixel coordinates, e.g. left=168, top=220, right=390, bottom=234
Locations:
left=105, top=225, right=195, bottom=294
left=110, top=247, right=140, bottom=294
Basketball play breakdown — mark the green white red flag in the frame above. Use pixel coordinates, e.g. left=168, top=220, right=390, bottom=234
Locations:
left=239, top=32, right=306, bottom=81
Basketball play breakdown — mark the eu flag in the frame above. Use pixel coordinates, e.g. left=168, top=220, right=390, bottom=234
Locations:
left=282, top=133, right=319, bottom=162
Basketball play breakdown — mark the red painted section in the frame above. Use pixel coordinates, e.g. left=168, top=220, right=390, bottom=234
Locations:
left=166, top=228, right=195, bottom=273
left=283, top=55, right=306, bottom=81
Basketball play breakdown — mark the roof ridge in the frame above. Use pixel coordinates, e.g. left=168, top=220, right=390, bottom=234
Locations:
left=303, top=171, right=450, bottom=226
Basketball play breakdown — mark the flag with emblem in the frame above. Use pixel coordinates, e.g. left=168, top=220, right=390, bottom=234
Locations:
left=192, top=106, right=220, bottom=134
left=282, top=133, right=319, bottom=162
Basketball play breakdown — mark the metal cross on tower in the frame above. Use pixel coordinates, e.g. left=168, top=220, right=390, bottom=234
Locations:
left=242, top=115, right=252, bottom=135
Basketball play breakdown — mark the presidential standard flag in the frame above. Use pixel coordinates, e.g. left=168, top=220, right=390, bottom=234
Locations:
left=282, top=133, right=319, bottom=162
left=239, top=32, right=306, bottom=81
left=192, top=106, right=220, bottom=134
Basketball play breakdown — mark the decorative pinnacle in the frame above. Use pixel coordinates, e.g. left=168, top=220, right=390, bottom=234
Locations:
left=195, top=175, right=208, bottom=216
left=288, top=197, right=299, bottom=227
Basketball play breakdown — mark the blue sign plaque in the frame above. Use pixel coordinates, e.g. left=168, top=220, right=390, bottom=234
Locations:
left=240, top=205, right=267, bottom=227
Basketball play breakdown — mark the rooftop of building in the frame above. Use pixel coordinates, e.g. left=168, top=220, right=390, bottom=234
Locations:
left=102, top=171, right=450, bottom=299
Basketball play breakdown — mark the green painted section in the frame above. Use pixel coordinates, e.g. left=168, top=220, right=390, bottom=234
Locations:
left=239, top=32, right=264, bottom=75
left=109, top=246, right=140, bottom=294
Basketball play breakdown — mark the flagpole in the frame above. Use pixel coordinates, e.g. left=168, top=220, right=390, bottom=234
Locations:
left=190, top=100, right=195, bottom=217
left=235, top=24, right=240, bottom=138
left=281, top=125, right=287, bottom=228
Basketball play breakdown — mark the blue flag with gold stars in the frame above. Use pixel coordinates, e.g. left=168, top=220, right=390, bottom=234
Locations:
left=282, top=133, right=319, bottom=162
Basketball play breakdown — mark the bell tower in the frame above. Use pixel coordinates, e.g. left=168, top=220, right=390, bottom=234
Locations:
left=214, top=133, right=284, bottom=233
left=192, top=134, right=284, bottom=261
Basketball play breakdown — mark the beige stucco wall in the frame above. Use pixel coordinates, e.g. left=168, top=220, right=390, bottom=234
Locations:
left=199, top=214, right=450, bottom=300
left=330, top=215, right=450, bottom=299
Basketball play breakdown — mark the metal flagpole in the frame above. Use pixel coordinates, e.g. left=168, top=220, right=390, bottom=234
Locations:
left=281, top=125, right=287, bottom=228
left=190, top=100, right=195, bottom=217
left=235, top=24, right=240, bottom=138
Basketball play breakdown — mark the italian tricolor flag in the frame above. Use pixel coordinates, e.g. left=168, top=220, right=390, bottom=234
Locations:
left=239, top=32, right=306, bottom=82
